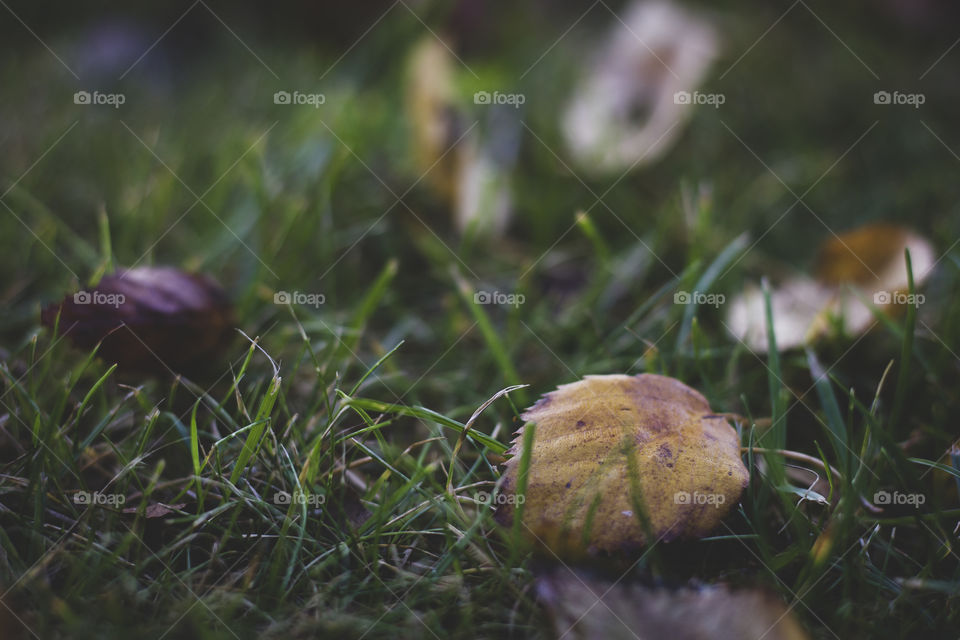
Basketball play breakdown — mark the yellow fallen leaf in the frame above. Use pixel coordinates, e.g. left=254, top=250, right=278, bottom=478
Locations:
left=496, top=374, right=748, bottom=557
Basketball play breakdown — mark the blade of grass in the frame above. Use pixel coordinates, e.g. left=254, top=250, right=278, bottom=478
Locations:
left=446, top=384, right=527, bottom=494
left=345, top=397, right=507, bottom=454
left=890, top=248, right=917, bottom=436
left=762, top=278, right=786, bottom=485
left=509, top=421, right=535, bottom=564
left=675, top=232, right=748, bottom=350
left=75, top=363, right=118, bottom=451
left=806, top=348, right=849, bottom=476
left=229, top=374, right=282, bottom=485
left=189, top=400, right=202, bottom=508
left=344, top=259, right=398, bottom=356
left=453, top=270, right=526, bottom=405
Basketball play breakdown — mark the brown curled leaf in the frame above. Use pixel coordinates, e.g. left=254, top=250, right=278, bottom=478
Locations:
left=40, top=266, right=235, bottom=375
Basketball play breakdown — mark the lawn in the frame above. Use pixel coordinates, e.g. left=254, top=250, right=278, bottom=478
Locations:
left=1, top=1, right=959, bottom=638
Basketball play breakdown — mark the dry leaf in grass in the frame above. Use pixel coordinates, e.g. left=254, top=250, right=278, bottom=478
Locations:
left=538, top=570, right=810, bottom=640
left=406, top=36, right=461, bottom=202
left=496, top=374, right=748, bottom=557
left=726, top=279, right=836, bottom=353
left=562, top=0, right=719, bottom=173
left=405, top=36, right=516, bottom=237
left=727, top=224, right=935, bottom=352
left=40, top=266, right=235, bottom=375
left=813, top=224, right=932, bottom=287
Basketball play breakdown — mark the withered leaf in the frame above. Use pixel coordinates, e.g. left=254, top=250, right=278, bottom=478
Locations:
left=538, top=570, right=810, bottom=640
left=727, top=223, right=934, bottom=352
left=406, top=35, right=461, bottom=202
left=496, top=374, right=748, bottom=557
left=405, top=35, right=515, bottom=237
left=41, top=266, right=235, bottom=375
left=562, top=0, right=719, bottom=173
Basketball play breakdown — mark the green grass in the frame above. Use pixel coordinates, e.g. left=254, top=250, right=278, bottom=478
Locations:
left=2, top=1, right=960, bottom=638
